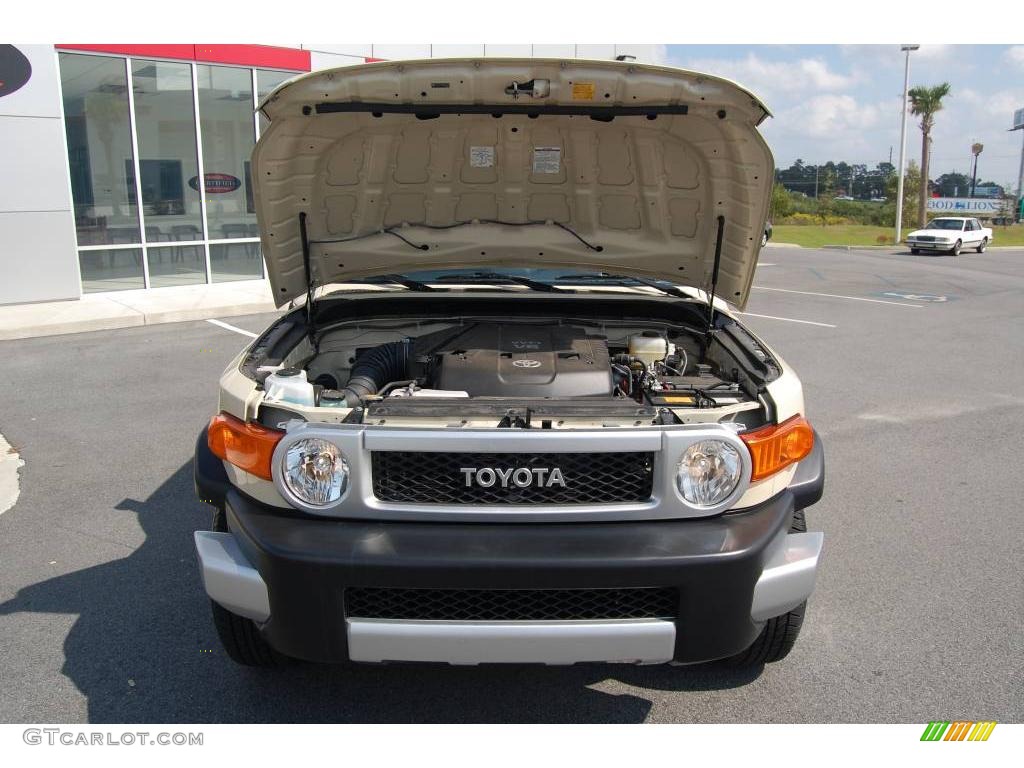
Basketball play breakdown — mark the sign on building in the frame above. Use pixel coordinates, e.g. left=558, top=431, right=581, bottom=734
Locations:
left=926, top=197, right=1005, bottom=214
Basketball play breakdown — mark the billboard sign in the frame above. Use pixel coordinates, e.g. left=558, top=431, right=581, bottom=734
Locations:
left=926, top=197, right=1005, bottom=214
left=0, top=45, right=32, bottom=99
left=1014, top=107, right=1024, bottom=130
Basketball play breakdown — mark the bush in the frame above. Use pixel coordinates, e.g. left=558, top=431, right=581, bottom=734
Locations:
left=778, top=212, right=854, bottom=226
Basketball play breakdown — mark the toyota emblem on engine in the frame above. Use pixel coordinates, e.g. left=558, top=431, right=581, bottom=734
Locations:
left=512, top=359, right=542, bottom=368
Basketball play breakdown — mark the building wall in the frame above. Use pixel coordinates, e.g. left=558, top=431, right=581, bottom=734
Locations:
left=0, top=45, right=81, bottom=305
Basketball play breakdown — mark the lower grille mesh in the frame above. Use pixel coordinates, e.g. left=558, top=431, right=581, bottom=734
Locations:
left=344, top=587, right=679, bottom=621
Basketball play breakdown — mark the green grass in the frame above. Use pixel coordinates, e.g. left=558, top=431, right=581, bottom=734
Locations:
left=773, top=224, right=1024, bottom=248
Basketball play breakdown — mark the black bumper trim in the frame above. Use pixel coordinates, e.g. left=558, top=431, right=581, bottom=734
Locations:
left=223, top=487, right=797, bottom=664
left=790, top=429, right=825, bottom=511
left=194, top=425, right=230, bottom=509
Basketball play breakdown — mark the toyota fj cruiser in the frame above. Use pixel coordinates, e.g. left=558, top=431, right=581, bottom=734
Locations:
left=194, top=58, right=825, bottom=668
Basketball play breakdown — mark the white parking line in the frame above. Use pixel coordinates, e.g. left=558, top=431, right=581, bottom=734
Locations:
left=753, top=285, right=923, bottom=307
left=757, top=263, right=777, bottom=267
left=206, top=318, right=259, bottom=338
left=735, top=311, right=837, bottom=328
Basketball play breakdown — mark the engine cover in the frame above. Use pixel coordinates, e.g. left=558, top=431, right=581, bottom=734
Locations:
left=431, top=324, right=613, bottom=398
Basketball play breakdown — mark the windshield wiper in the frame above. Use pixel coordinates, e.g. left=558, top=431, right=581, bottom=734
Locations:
left=350, top=274, right=438, bottom=291
left=431, top=271, right=563, bottom=293
left=554, top=272, right=690, bottom=300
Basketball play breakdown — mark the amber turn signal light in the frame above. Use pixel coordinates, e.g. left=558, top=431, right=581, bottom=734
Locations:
left=740, top=415, right=814, bottom=482
left=207, top=412, right=284, bottom=481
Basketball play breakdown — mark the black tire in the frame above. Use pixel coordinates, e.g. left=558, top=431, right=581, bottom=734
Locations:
left=721, top=509, right=808, bottom=667
left=208, top=508, right=286, bottom=667
left=951, top=239, right=961, bottom=256
left=910, top=247, right=920, bottom=255
left=976, top=237, right=987, bottom=253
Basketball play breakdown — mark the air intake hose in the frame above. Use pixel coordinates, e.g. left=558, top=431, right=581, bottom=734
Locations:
left=341, top=340, right=411, bottom=405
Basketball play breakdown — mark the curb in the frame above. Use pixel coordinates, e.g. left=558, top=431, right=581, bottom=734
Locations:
left=819, top=244, right=1021, bottom=252
left=821, top=245, right=896, bottom=251
left=0, top=282, right=279, bottom=341
left=0, top=301, right=278, bottom=341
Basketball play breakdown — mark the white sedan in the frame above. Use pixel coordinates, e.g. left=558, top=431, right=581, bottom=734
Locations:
left=906, top=217, right=992, bottom=256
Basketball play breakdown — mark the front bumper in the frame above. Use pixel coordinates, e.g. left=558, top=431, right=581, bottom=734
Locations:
left=908, top=240, right=954, bottom=250
left=194, top=425, right=825, bottom=665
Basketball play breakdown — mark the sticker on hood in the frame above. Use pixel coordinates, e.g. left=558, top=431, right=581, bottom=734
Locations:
left=470, top=146, right=495, bottom=168
left=532, top=147, right=561, bottom=174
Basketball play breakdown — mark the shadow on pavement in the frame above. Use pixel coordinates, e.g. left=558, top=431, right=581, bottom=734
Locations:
left=0, top=462, right=762, bottom=723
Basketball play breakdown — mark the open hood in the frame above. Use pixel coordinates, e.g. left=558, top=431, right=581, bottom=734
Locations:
left=253, top=58, right=773, bottom=309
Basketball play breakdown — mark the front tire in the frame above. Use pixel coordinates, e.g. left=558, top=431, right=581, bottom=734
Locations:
left=721, top=509, right=808, bottom=668
left=976, top=237, right=987, bottom=253
left=208, top=508, right=287, bottom=667
left=760, top=232, right=768, bottom=248
left=910, top=247, right=920, bottom=255
left=951, top=239, right=961, bottom=256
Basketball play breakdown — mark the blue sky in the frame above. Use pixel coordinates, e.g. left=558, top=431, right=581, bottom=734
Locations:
left=663, top=44, right=1024, bottom=185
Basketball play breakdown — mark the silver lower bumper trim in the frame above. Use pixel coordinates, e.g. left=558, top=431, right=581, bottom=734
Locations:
left=194, top=531, right=270, bottom=622
left=750, top=531, right=824, bottom=622
left=346, top=618, right=677, bottom=665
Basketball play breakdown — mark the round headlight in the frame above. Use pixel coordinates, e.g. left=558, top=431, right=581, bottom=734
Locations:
left=677, top=439, right=742, bottom=508
left=282, top=438, right=349, bottom=506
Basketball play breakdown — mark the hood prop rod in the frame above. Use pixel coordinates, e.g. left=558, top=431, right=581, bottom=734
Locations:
left=701, top=215, right=725, bottom=362
left=298, top=212, right=318, bottom=349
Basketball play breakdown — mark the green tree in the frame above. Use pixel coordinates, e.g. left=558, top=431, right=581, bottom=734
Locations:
left=935, top=172, right=970, bottom=198
left=815, top=195, right=835, bottom=224
left=884, top=160, right=921, bottom=229
left=770, top=182, right=794, bottom=220
left=908, top=82, right=952, bottom=227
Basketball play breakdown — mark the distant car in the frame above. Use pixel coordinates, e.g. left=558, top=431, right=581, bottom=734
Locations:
left=834, top=195, right=854, bottom=201
left=761, top=222, right=773, bottom=247
left=906, top=217, right=992, bottom=256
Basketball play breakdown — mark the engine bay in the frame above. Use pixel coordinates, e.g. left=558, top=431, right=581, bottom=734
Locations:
left=254, top=310, right=770, bottom=430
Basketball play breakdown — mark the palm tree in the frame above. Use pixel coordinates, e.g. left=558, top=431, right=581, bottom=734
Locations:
left=908, top=83, right=951, bottom=227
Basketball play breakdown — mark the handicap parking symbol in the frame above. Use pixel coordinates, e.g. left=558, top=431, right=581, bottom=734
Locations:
left=877, top=291, right=954, bottom=303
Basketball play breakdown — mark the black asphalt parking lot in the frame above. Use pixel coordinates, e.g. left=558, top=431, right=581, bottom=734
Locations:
left=1, top=246, right=1022, bottom=723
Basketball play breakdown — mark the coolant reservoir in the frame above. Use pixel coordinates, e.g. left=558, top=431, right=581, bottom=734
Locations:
left=628, top=333, right=668, bottom=367
left=264, top=368, right=315, bottom=407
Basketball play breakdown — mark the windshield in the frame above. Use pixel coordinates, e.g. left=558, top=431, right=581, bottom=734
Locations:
left=391, top=270, right=688, bottom=294
left=322, top=268, right=693, bottom=299
left=928, top=219, right=966, bottom=230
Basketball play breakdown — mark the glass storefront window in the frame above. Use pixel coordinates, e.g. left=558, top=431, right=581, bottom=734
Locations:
left=131, top=59, right=203, bottom=243
left=210, top=243, right=263, bottom=283
left=59, top=54, right=141, bottom=247
left=256, top=69, right=293, bottom=135
left=198, top=65, right=256, bottom=246
left=60, top=54, right=291, bottom=293
left=78, top=248, right=144, bottom=293
left=147, top=244, right=207, bottom=288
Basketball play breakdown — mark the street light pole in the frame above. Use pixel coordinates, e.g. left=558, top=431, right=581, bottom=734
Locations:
left=1018, top=129, right=1024, bottom=222
left=1012, top=120, right=1024, bottom=222
left=895, top=44, right=919, bottom=245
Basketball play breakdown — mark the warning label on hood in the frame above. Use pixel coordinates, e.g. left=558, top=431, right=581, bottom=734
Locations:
left=532, top=147, right=561, bottom=174
left=469, top=145, right=495, bottom=168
